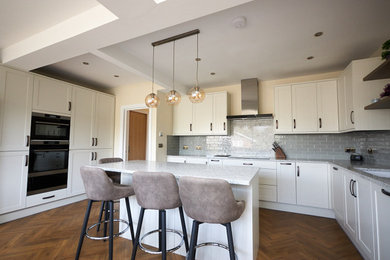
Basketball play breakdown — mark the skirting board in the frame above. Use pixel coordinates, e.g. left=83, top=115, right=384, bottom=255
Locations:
left=0, top=194, right=87, bottom=224
left=259, top=201, right=335, bottom=219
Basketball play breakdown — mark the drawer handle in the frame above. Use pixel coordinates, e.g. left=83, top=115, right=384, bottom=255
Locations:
left=333, top=167, right=338, bottom=171
left=223, top=122, right=226, bottom=131
left=280, top=163, right=291, bottom=165
left=382, top=189, right=390, bottom=197
left=297, top=166, right=300, bottom=177
left=190, top=124, right=192, bottom=132
left=243, top=163, right=253, bottom=166
left=211, top=159, right=220, bottom=162
left=43, top=195, right=55, bottom=200
left=319, top=118, right=322, bottom=128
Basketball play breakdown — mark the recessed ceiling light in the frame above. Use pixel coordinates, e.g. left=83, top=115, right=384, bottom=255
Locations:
left=232, top=16, right=247, bottom=29
left=307, top=56, right=314, bottom=60
left=154, top=0, right=167, bottom=3
left=314, top=32, right=323, bottom=37
left=210, top=72, right=216, bottom=75
left=114, top=75, right=119, bottom=78
left=82, top=62, right=89, bottom=65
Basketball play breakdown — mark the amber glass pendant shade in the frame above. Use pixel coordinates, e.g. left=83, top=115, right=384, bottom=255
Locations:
left=145, top=93, right=160, bottom=108
left=188, top=86, right=205, bottom=103
left=166, top=90, right=181, bottom=105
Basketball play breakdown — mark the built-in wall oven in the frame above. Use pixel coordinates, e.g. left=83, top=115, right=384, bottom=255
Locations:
left=27, top=113, right=70, bottom=196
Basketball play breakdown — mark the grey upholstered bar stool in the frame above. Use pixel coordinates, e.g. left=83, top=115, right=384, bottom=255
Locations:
left=131, top=171, right=189, bottom=260
left=179, top=176, right=245, bottom=260
left=75, top=166, right=135, bottom=260
left=96, top=157, right=123, bottom=232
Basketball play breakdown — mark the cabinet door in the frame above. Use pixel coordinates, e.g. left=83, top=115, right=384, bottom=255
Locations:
left=0, top=67, right=33, bottom=151
left=212, top=92, right=228, bottom=135
left=277, top=162, right=296, bottom=204
left=186, top=157, right=208, bottom=165
left=173, top=97, right=193, bottom=135
left=344, top=64, right=355, bottom=130
left=274, top=85, right=292, bottom=132
left=193, top=94, right=213, bottom=135
left=373, top=183, right=390, bottom=260
left=292, top=83, right=318, bottom=132
left=33, top=76, right=72, bottom=115
left=296, top=162, right=329, bottom=208
left=70, top=87, right=95, bottom=149
left=317, top=80, right=339, bottom=132
left=67, top=150, right=93, bottom=196
left=337, top=72, right=348, bottom=131
left=94, top=93, right=114, bottom=149
left=355, top=176, right=374, bottom=259
left=167, top=156, right=186, bottom=163
left=344, top=171, right=357, bottom=238
left=0, top=151, right=28, bottom=214
left=331, top=165, right=345, bottom=223
left=95, top=149, right=114, bottom=165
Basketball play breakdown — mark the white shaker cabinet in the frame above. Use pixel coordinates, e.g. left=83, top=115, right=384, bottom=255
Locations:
left=331, top=165, right=345, bottom=223
left=372, top=183, right=390, bottom=260
left=0, top=66, right=33, bottom=152
left=193, top=94, right=213, bottom=135
left=32, top=75, right=72, bottom=115
left=70, top=87, right=114, bottom=150
left=317, top=80, right=339, bottom=132
left=344, top=170, right=357, bottom=238
left=173, top=97, right=193, bottom=135
left=296, top=162, right=329, bottom=208
left=276, top=162, right=296, bottom=204
left=0, top=151, right=28, bottom=214
left=274, top=85, right=292, bottom=133
left=68, top=149, right=112, bottom=196
left=212, top=92, right=228, bottom=135
left=292, top=83, right=318, bottom=132
left=338, top=64, right=355, bottom=131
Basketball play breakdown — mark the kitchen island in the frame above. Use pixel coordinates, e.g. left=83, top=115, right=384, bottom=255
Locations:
left=94, top=160, right=259, bottom=260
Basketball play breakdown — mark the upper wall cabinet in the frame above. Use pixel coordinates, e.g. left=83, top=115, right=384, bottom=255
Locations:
left=274, top=80, right=339, bottom=133
left=338, top=64, right=355, bottom=131
left=173, top=91, right=227, bottom=136
left=0, top=66, right=33, bottom=152
left=70, top=87, right=114, bottom=150
left=33, top=75, right=72, bottom=115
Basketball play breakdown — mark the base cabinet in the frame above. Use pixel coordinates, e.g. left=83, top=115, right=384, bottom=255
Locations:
left=331, top=165, right=345, bottom=222
left=372, top=183, right=390, bottom=260
left=276, top=162, right=296, bottom=204
left=0, top=152, right=28, bottom=214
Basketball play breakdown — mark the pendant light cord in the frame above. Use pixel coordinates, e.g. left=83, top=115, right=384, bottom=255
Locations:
left=172, top=41, right=175, bottom=91
left=196, top=33, right=199, bottom=87
left=152, top=46, right=155, bottom=93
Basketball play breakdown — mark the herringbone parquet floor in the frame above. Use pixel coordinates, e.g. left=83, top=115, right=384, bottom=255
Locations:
left=0, top=200, right=362, bottom=259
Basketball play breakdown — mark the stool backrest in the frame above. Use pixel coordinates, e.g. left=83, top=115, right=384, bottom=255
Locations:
left=80, top=166, right=115, bottom=201
left=132, top=172, right=181, bottom=210
left=179, top=176, right=243, bottom=224
left=99, top=157, right=123, bottom=164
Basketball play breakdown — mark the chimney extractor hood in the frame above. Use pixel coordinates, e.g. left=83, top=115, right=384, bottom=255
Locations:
left=226, top=78, right=273, bottom=120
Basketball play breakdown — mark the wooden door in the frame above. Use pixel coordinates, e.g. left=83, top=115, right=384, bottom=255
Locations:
left=128, top=111, right=147, bottom=160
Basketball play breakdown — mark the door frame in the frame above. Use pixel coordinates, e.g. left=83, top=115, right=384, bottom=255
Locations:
left=119, top=104, right=152, bottom=161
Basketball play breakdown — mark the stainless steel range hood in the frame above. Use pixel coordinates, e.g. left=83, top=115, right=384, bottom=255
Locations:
left=226, top=78, right=273, bottom=120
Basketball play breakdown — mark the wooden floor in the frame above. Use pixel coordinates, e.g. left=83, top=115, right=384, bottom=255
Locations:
left=0, top=200, right=362, bottom=259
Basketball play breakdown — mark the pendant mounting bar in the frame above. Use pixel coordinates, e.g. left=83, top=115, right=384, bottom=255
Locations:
left=152, top=29, right=200, bottom=46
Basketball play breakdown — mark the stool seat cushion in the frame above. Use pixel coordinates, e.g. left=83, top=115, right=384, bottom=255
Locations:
left=179, top=176, right=245, bottom=224
left=80, top=166, right=134, bottom=201
left=132, top=172, right=181, bottom=210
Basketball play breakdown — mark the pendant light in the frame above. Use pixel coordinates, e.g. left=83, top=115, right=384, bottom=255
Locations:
left=165, top=41, right=181, bottom=105
left=188, top=33, right=205, bottom=103
left=145, top=46, right=160, bottom=108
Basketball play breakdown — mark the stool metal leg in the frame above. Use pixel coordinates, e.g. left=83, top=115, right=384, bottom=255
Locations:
left=75, top=200, right=93, bottom=260
left=131, top=207, right=145, bottom=260
left=103, top=202, right=109, bottom=240
left=96, top=201, right=105, bottom=232
left=188, top=220, right=200, bottom=260
left=158, top=210, right=162, bottom=251
left=125, top=197, right=135, bottom=243
left=109, top=201, right=114, bottom=260
left=178, top=206, right=189, bottom=252
left=161, top=210, right=167, bottom=260
left=225, top=223, right=236, bottom=260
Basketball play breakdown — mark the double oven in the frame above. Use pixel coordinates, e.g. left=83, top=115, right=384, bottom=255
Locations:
left=27, top=113, right=70, bottom=196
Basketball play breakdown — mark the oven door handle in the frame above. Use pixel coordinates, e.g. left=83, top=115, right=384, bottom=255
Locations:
left=33, top=149, right=69, bottom=152
left=34, top=121, right=70, bottom=127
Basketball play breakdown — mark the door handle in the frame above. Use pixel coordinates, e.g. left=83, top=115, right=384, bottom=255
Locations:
left=333, top=167, right=338, bottom=171
left=95, top=138, right=98, bottom=146
left=350, top=111, right=354, bottom=124
left=92, top=138, right=95, bottom=147
left=25, top=155, right=29, bottom=167
left=68, top=101, right=72, bottom=111
left=319, top=118, right=322, bottom=129
left=297, top=166, right=300, bottom=177
left=349, top=179, right=354, bottom=197
left=276, top=120, right=278, bottom=129
left=293, top=119, right=296, bottom=129
left=95, top=152, right=97, bottom=161
left=210, top=123, right=213, bottom=131
left=91, top=152, right=94, bottom=161
left=381, top=189, right=390, bottom=197
left=190, top=124, right=192, bottom=132
left=352, top=180, right=357, bottom=198
left=26, top=135, right=30, bottom=147
left=223, top=122, right=226, bottom=131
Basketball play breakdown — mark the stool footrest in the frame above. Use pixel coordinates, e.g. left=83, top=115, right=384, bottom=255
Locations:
left=86, top=219, right=129, bottom=241
left=139, top=228, right=184, bottom=255
left=189, top=242, right=238, bottom=260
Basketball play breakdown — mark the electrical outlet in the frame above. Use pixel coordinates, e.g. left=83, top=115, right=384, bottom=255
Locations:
left=344, top=147, right=356, bottom=153
left=196, top=146, right=202, bottom=150
left=183, top=145, right=189, bottom=150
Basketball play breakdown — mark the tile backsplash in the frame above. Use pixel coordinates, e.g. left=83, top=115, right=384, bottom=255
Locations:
left=167, top=119, right=390, bottom=165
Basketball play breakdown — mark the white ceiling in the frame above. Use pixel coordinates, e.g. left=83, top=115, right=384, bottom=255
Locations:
left=1, top=0, right=390, bottom=91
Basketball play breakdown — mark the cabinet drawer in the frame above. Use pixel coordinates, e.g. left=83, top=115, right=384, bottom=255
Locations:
left=259, top=185, right=277, bottom=202
left=259, top=169, right=277, bottom=185
left=208, top=159, right=223, bottom=165
left=186, top=158, right=208, bottom=165
left=26, top=189, right=67, bottom=208
left=166, top=156, right=186, bottom=163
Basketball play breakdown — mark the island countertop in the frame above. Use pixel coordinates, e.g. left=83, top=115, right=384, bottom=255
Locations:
left=94, top=160, right=258, bottom=186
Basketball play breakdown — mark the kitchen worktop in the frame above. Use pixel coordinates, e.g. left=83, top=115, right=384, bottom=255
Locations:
left=94, top=160, right=258, bottom=186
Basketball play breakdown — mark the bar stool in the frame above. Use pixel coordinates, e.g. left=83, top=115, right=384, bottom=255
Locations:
left=75, top=166, right=135, bottom=260
left=131, top=171, right=189, bottom=260
left=96, top=157, right=123, bottom=232
left=178, top=176, right=245, bottom=260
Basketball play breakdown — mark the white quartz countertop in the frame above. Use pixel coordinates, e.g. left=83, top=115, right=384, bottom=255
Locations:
left=93, top=160, right=258, bottom=186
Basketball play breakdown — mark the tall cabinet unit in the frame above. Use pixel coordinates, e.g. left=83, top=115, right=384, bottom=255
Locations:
left=0, top=66, right=33, bottom=151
